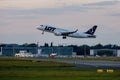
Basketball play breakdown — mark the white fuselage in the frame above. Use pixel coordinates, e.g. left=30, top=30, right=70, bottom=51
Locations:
left=36, top=25, right=96, bottom=39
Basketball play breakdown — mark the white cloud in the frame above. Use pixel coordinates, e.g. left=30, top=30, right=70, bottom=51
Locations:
left=0, top=0, right=113, bottom=9
left=83, top=0, right=119, bottom=6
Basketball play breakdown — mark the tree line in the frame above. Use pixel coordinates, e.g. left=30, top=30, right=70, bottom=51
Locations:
left=0, top=43, right=120, bottom=55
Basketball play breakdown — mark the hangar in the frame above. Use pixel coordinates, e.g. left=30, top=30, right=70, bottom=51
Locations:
left=90, top=49, right=120, bottom=57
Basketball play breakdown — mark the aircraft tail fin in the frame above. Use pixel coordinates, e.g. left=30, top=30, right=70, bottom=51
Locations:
left=85, top=25, right=97, bottom=35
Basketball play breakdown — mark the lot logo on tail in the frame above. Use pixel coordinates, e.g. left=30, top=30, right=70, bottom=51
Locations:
left=85, top=25, right=97, bottom=35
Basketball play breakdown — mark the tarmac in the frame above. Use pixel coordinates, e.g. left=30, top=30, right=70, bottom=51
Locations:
left=23, top=58, right=120, bottom=70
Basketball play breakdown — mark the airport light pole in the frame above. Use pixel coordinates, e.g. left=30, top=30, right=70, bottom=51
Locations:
left=37, top=42, right=39, bottom=54
left=84, top=45, right=87, bottom=57
left=12, top=47, right=15, bottom=56
left=0, top=47, right=2, bottom=56
left=58, top=47, right=60, bottom=57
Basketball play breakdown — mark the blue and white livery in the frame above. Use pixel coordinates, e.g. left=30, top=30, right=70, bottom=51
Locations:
left=36, top=25, right=97, bottom=39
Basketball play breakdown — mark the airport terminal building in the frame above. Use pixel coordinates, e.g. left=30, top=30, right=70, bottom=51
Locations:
left=90, top=49, right=120, bottom=57
left=40, top=46, right=73, bottom=57
left=0, top=44, right=73, bottom=57
left=1, top=44, right=120, bottom=57
left=0, top=46, right=37, bottom=56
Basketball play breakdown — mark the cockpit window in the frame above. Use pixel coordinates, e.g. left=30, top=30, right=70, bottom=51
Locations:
left=40, top=25, right=43, bottom=26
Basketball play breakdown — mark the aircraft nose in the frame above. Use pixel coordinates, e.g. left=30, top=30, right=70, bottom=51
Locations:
left=36, top=26, right=40, bottom=30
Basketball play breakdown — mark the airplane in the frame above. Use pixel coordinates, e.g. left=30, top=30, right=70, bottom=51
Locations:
left=36, top=25, right=97, bottom=39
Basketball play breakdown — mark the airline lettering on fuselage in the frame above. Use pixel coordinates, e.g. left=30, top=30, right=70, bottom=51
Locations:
left=45, top=26, right=56, bottom=32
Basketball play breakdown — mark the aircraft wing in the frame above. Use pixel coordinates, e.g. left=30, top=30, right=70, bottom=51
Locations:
left=61, top=29, right=78, bottom=36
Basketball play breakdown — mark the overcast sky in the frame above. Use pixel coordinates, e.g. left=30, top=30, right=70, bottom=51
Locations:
left=0, top=0, right=120, bottom=46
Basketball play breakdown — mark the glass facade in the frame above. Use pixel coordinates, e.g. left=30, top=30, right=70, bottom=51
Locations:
left=40, top=47, right=73, bottom=56
left=2, top=47, right=37, bottom=56
left=1, top=46, right=73, bottom=56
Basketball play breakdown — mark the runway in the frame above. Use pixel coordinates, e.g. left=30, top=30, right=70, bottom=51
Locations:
left=24, top=58, right=120, bottom=70
left=67, top=60, right=120, bottom=69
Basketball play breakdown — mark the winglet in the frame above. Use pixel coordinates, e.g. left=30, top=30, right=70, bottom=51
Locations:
left=75, top=29, right=78, bottom=33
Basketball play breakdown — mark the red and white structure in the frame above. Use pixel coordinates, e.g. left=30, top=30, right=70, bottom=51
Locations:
left=15, top=51, right=34, bottom=57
